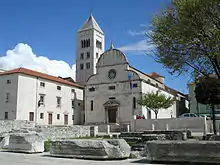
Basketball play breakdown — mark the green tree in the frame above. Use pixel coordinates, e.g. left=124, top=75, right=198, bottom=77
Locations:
left=138, top=91, right=175, bottom=119
left=195, top=77, right=220, bottom=135
left=148, top=0, right=220, bottom=79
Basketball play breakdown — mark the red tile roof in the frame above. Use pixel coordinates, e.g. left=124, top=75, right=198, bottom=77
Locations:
left=0, top=68, right=84, bottom=89
left=149, top=72, right=164, bottom=78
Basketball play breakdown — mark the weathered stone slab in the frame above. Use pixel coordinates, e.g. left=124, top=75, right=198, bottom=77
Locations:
left=0, top=136, right=9, bottom=149
left=6, top=133, right=44, bottom=153
left=146, top=140, right=220, bottom=164
left=50, top=139, right=131, bottom=159
left=143, top=130, right=189, bottom=140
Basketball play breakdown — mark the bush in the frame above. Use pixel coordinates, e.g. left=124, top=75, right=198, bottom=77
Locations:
left=44, top=140, right=51, bottom=152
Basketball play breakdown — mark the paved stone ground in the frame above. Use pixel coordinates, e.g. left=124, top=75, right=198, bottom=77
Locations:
left=0, top=152, right=170, bottom=165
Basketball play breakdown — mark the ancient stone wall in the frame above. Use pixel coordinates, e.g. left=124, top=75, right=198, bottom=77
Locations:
left=0, top=120, right=96, bottom=140
left=0, top=120, right=35, bottom=133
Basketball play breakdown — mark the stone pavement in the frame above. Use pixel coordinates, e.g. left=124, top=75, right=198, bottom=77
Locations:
left=0, top=152, right=170, bottom=165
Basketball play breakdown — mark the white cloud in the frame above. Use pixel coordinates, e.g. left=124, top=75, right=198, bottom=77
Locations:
left=118, top=40, right=155, bottom=54
left=128, top=30, right=146, bottom=36
left=0, top=43, right=76, bottom=79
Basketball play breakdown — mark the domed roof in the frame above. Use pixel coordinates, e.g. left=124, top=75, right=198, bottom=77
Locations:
left=96, top=47, right=128, bottom=68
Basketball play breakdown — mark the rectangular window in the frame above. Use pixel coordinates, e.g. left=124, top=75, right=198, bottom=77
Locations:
left=71, top=89, right=75, bottom=93
left=40, top=113, right=44, bottom=119
left=133, top=97, right=136, bottom=109
left=4, top=112, right=8, bottom=119
left=40, top=82, right=45, bottom=87
left=57, top=114, right=60, bottom=120
left=39, top=94, right=45, bottom=106
left=6, top=80, right=11, bottom=84
left=86, top=62, right=90, bottom=69
left=29, top=112, right=34, bottom=121
left=5, top=93, right=10, bottom=102
left=80, top=64, right=84, bottom=70
left=96, top=53, right=99, bottom=58
left=86, top=52, right=90, bottom=59
left=91, top=100, right=93, bottom=111
left=72, top=115, right=74, bottom=120
left=80, top=53, right=84, bottom=60
left=64, top=115, right=68, bottom=125
left=89, top=87, right=95, bottom=92
left=57, top=86, right=61, bottom=90
left=57, top=97, right=61, bottom=108
left=108, top=86, right=115, bottom=90
left=133, top=83, right=138, bottom=88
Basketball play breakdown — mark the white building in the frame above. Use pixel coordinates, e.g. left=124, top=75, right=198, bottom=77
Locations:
left=76, top=13, right=105, bottom=85
left=0, top=68, right=84, bottom=125
left=85, top=45, right=188, bottom=125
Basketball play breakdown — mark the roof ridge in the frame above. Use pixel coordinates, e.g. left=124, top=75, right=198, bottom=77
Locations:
left=0, top=67, right=84, bottom=89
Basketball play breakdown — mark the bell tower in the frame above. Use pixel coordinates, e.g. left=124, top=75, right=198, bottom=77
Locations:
left=76, top=12, right=105, bottom=85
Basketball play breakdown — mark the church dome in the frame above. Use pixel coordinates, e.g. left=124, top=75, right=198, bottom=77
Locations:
left=96, top=46, right=128, bottom=68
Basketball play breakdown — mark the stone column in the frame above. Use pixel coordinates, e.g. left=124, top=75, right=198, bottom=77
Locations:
left=152, top=124, right=155, bottom=131
left=166, top=124, right=169, bottom=131
left=204, top=116, right=207, bottom=136
left=106, top=125, right=110, bottom=135
left=127, top=124, right=130, bottom=132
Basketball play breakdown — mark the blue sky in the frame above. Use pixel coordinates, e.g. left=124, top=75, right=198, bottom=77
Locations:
left=0, top=0, right=190, bottom=93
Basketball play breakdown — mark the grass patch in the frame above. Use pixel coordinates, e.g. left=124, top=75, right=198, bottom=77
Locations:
left=129, top=153, right=138, bottom=159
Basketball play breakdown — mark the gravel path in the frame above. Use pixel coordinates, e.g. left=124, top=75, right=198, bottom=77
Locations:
left=0, top=152, right=169, bottom=165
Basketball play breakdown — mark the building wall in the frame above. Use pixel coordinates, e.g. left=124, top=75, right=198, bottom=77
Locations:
left=0, top=74, right=18, bottom=120
left=141, top=81, right=177, bottom=119
left=16, top=74, right=84, bottom=125
left=188, top=84, right=207, bottom=114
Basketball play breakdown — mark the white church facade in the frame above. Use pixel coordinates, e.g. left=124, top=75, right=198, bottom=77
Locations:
left=84, top=46, right=187, bottom=125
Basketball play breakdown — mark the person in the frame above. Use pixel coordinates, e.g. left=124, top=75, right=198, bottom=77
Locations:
left=142, top=115, right=146, bottom=119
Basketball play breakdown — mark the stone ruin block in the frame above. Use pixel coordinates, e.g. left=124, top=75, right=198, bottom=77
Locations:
left=6, top=133, right=44, bottom=153
left=146, top=140, right=220, bottom=164
left=50, top=139, right=131, bottom=159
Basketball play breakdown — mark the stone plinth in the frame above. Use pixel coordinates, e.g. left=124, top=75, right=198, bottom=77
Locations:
left=146, top=140, right=220, bottom=164
left=6, top=133, right=44, bottom=153
left=50, top=139, right=131, bottom=159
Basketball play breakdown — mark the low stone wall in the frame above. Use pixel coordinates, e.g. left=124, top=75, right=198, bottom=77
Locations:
left=146, top=140, right=220, bottom=164
left=0, top=120, right=35, bottom=133
left=134, top=118, right=207, bottom=133
left=0, top=120, right=97, bottom=140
